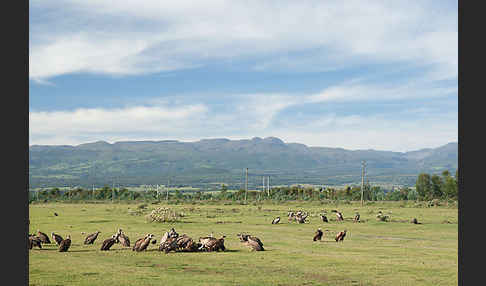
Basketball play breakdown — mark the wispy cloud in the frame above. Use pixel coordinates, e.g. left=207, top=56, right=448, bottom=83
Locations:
left=30, top=1, right=457, bottom=81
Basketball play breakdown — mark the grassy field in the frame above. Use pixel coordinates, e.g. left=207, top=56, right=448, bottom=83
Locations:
left=29, top=201, right=457, bottom=286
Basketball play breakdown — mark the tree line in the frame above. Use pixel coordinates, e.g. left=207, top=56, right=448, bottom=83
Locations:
left=29, top=170, right=458, bottom=203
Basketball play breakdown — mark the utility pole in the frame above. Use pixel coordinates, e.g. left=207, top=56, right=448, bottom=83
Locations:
left=262, top=176, right=265, bottom=194
left=92, top=184, right=95, bottom=200
left=245, top=168, right=248, bottom=202
left=361, top=161, right=366, bottom=206
left=267, top=176, right=270, bottom=197
left=166, top=178, right=170, bottom=200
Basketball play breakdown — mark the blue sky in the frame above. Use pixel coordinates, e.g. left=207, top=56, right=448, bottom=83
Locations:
left=29, top=0, right=457, bottom=152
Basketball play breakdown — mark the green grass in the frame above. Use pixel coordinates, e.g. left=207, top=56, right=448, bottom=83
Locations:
left=29, top=201, right=457, bottom=286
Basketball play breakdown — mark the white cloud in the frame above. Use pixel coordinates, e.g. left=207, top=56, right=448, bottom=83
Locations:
left=29, top=104, right=208, bottom=145
left=30, top=0, right=457, bottom=81
left=29, top=84, right=457, bottom=151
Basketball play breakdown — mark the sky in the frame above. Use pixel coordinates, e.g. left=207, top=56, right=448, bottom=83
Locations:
left=29, top=0, right=458, bottom=152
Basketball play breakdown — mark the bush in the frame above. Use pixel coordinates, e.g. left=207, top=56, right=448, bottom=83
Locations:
left=145, top=207, right=185, bottom=223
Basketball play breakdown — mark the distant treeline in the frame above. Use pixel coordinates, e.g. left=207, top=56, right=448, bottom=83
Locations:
left=29, top=170, right=458, bottom=203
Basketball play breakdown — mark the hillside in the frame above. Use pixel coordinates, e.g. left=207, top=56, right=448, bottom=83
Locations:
left=29, top=137, right=458, bottom=189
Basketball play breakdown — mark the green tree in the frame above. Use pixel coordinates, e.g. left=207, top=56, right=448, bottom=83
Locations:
left=442, top=171, right=458, bottom=200
left=416, top=173, right=432, bottom=200
left=431, top=174, right=443, bottom=199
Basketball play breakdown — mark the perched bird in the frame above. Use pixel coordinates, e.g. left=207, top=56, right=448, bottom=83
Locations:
left=198, top=235, right=218, bottom=251
left=246, top=236, right=264, bottom=251
left=288, top=212, right=295, bottom=222
left=54, top=212, right=58, bottom=216
left=134, top=234, right=153, bottom=251
left=58, top=235, right=72, bottom=252
left=296, top=213, right=308, bottom=224
left=336, top=212, right=344, bottom=221
left=100, top=234, right=119, bottom=251
left=412, top=218, right=422, bottom=224
left=313, top=228, right=323, bottom=241
left=271, top=217, right=280, bottom=224
left=37, top=230, right=51, bottom=244
left=237, top=233, right=264, bottom=251
left=136, top=234, right=154, bottom=252
left=29, top=235, right=42, bottom=249
left=175, top=234, right=193, bottom=249
left=354, top=213, right=360, bottom=223
left=84, top=231, right=101, bottom=245
left=51, top=232, right=63, bottom=246
left=160, top=236, right=179, bottom=253
left=320, top=214, right=328, bottom=223
left=117, top=229, right=130, bottom=247
left=204, top=236, right=226, bottom=252
left=151, top=239, right=157, bottom=245
left=335, top=230, right=347, bottom=242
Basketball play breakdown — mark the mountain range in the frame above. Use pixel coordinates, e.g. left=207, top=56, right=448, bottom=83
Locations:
left=29, top=137, right=458, bottom=189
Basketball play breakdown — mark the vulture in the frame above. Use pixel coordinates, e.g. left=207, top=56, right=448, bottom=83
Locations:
left=412, top=218, right=422, bottom=224
left=84, top=231, right=101, bottom=245
left=183, top=239, right=201, bottom=252
left=175, top=234, right=193, bottom=250
left=29, top=235, right=42, bottom=249
left=354, top=213, right=360, bottom=223
left=237, top=233, right=264, bottom=251
left=54, top=212, right=58, bottom=216
left=133, top=234, right=149, bottom=251
left=320, top=214, right=328, bottom=223
left=198, top=235, right=217, bottom=251
left=336, top=212, right=344, bottom=221
left=160, top=236, right=179, bottom=253
left=288, top=212, right=295, bottom=222
left=100, top=234, right=119, bottom=251
left=116, top=229, right=130, bottom=247
left=296, top=213, right=308, bottom=224
left=271, top=217, right=280, bottom=224
left=168, top=228, right=179, bottom=238
left=136, top=234, right=154, bottom=252
left=37, top=230, right=51, bottom=244
left=58, top=235, right=71, bottom=252
left=151, top=239, right=157, bottom=245
left=204, top=236, right=226, bottom=252
left=313, top=228, right=323, bottom=241
left=51, top=232, right=63, bottom=246
left=335, top=230, right=347, bottom=242
left=158, top=229, right=180, bottom=252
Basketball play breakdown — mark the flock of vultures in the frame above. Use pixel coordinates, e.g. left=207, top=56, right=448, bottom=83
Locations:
left=29, top=209, right=421, bottom=253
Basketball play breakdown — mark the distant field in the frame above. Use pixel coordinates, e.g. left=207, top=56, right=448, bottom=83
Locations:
left=29, top=201, right=457, bottom=286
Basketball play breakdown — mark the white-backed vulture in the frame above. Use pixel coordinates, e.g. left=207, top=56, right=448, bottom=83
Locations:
left=354, top=213, right=360, bottom=222
left=84, top=231, right=101, bottom=244
left=336, top=212, right=344, bottom=221
left=335, top=230, right=347, bottom=242
left=29, top=235, right=42, bottom=249
left=51, top=232, right=63, bottom=246
left=133, top=234, right=149, bottom=251
left=37, top=230, right=51, bottom=244
left=100, top=234, right=119, bottom=251
left=58, top=235, right=71, bottom=252
left=313, top=228, right=323, bottom=241
left=136, top=234, right=154, bottom=252
left=117, top=229, right=130, bottom=247
left=204, top=236, right=226, bottom=252
left=271, top=217, right=280, bottom=224
left=237, top=233, right=264, bottom=251
left=320, top=214, right=328, bottom=223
